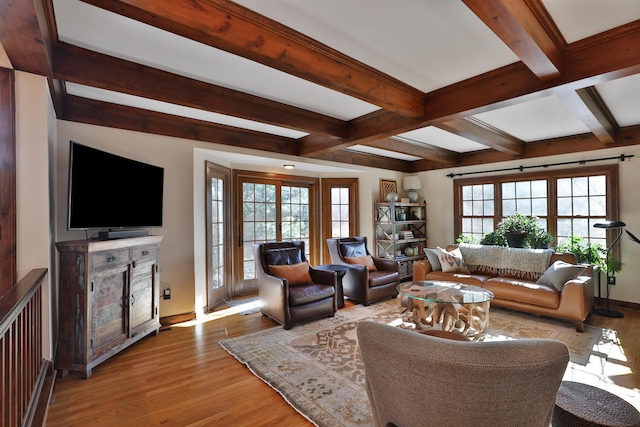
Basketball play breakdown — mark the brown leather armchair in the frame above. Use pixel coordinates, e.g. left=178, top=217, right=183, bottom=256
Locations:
left=326, top=237, right=400, bottom=305
left=254, top=241, right=337, bottom=329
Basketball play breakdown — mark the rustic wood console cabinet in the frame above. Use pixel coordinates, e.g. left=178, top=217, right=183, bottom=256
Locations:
left=55, top=235, right=162, bottom=378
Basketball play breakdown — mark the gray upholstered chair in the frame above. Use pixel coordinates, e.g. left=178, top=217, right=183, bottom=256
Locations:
left=254, top=241, right=337, bottom=329
left=357, top=320, right=570, bottom=427
left=326, top=237, right=400, bottom=305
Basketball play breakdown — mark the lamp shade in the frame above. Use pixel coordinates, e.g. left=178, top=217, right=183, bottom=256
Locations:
left=594, top=221, right=626, bottom=229
left=403, top=175, right=422, bottom=191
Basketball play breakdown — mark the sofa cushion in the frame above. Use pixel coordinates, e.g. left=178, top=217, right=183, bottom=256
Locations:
left=424, top=248, right=442, bottom=271
left=340, top=241, right=367, bottom=258
left=483, top=277, right=559, bottom=309
left=344, top=255, right=378, bottom=271
left=425, top=271, right=491, bottom=287
left=436, top=246, right=470, bottom=274
left=268, top=261, right=312, bottom=285
left=536, top=261, right=586, bottom=291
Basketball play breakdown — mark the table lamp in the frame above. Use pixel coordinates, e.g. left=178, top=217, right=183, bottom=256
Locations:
left=403, top=175, right=422, bottom=203
left=593, top=220, right=625, bottom=318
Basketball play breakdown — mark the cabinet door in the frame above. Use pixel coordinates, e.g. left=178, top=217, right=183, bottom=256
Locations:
left=90, top=265, right=129, bottom=358
left=129, top=245, right=159, bottom=336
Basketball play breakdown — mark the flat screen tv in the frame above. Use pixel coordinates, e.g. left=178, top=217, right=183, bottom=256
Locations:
left=67, top=141, right=164, bottom=233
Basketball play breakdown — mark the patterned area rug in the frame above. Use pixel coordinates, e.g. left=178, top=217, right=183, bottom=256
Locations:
left=219, top=298, right=615, bottom=427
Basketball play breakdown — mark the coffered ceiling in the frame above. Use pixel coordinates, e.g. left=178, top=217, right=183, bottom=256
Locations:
left=1, top=0, right=640, bottom=172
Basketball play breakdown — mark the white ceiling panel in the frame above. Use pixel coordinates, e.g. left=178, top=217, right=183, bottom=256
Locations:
left=397, top=127, right=487, bottom=153
left=53, top=0, right=380, bottom=121
left=345, top=145, right=421, bottom=161
left=541, top=0, right=640, bottom=43
left=235, top=0, right=520, bottom=93
left=472, top=96, right=591, bottom=142
left=596, top=73, right=640, bottom=127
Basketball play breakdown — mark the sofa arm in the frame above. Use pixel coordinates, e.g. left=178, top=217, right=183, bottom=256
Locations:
left=373, top=257, right=400, bottom=272
left=413, top=260, right=433, bottom=281
left=557, top=274, right=594, bottom=325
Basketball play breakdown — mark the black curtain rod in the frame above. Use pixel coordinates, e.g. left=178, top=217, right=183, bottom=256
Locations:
left=446, top=154, right=634, bottom=178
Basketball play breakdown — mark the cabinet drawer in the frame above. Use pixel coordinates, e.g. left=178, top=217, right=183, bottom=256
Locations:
left=92, top=249, right=129, bottom=270
left=131, top=245, right=158, bottom=265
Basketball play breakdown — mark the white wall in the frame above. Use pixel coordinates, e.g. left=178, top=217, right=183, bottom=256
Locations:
left=15, top=71, right=54, bottom=358
left=56, top=121, right=403, bottom=318
left=420, top=146, right=640, bottom=305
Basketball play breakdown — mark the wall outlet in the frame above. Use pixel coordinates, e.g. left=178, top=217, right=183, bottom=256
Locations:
left=608, top=276, right=616, bottom=286
left=163, top=288, right=171, bottom=299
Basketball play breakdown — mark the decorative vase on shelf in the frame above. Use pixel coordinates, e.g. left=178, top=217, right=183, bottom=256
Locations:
left=404, top=247, right=415, bottom=257
left=407, top=189, right=419, bottom=203
left=385, top=192, right=398, bottom=202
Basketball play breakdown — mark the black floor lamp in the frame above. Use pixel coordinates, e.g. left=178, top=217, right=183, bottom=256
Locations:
left=593, top=220, right=625, bottom=318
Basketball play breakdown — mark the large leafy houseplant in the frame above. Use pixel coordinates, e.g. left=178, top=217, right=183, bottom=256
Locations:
left=554, top=235, right=607, bottom=270
left=496, top=213, right=552, bottom=248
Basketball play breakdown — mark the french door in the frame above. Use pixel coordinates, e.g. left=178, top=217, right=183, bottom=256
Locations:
left=205, top=162, right=232, bottom=311
left=321, top=178, right=359, bottom=263
left=234, top=170, right=319, bottom=294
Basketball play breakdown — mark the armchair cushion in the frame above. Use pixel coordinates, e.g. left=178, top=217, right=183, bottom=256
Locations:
left=340, top=241, right=368, bottom=258
left=268, top=261, right=312, bottom=285
left=265, top=247, right=303, bottom=266
left=344, top=255, right=378, bottom=271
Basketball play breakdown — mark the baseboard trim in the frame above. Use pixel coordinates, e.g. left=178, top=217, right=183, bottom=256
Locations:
left=595, top=297, right=640, bottom=311
left=160, top=312, right=196, bottom=327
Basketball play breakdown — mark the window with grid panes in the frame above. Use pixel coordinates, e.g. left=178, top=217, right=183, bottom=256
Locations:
left=460, top=183, right=495, bottom=241
left=454, top=165, right=619, bottom=248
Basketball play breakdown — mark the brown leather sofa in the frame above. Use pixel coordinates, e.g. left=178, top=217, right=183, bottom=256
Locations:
left=413, top=245, right=594, bottom=331
left=254, top=241, right=337, bottom=329
left=326, top=237, right=400, bottom=306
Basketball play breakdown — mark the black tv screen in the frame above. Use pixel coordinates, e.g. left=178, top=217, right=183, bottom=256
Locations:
left=67, top=141, right=164, bottom=230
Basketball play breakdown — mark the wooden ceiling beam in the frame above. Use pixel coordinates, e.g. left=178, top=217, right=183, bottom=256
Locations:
left=80, top=0, right=425, bottom=118
left=557, top=87, right=618, bottom=145
left=367, top=138, right=460, bottom=165
left=334, top=20, right=640, bottom=155
left=0, top=0, right=64, bottom=115
left=463, top=0, right=564, bottom=81
left=311, top=149, right=410, bottom=172
left=62, top=95, right=300, bottom=155
left=53, top=42, right=347, bottom=137
left=412, top=124, right=640, bottom=171
left=435, top=117, right=524, bottom=155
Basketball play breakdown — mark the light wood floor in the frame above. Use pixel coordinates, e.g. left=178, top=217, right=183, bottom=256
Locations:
left=46, top=299, right=640, bottom=426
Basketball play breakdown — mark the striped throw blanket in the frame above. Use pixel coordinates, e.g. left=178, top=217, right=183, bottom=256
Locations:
left=458, top=243, right=553, bottom=279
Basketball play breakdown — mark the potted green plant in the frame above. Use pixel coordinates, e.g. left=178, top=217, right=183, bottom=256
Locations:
left=479, top=230, right=507, bottom=246
left=525, top=226, right=554, bottom=249
left=497, top=213, right=539, bottom=248
left=554, top=235, right=606, bottom=270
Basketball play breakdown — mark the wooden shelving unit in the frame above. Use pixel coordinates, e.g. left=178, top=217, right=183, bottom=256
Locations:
left=374, top=201, right=427, bottom=281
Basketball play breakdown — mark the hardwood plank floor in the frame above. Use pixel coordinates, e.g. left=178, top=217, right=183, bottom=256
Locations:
left=46, top=298, right=640, bottom=426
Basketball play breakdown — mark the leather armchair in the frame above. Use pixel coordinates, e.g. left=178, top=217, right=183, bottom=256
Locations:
left=357, top=321, right=569, bottom=427
left=254, top=241, right=337, bottom=329
left=326, top=237, right=399, bottom=305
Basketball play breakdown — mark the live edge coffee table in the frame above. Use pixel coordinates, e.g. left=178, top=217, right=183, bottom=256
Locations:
left=397, top=281, right=494, bottom=336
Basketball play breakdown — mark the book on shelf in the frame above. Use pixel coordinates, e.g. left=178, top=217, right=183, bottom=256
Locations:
left=402, top=230, right=414, bottom=239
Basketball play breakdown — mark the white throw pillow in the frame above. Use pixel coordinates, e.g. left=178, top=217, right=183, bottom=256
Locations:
left=536, top=260, right=586, bottom=291
left=423, top=248, right=442, bottom=271
left=436, top=246, right=470, bottom=274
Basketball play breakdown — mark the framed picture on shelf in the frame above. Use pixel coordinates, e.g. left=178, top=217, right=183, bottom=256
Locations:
left=380, top=179, right=397, bottom=202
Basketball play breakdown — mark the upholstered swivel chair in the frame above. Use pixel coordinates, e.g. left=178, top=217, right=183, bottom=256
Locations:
left=326, top=237, right=400, bottom=305
left=357, top=320, right=570, bottom=427
left=254, top=241, right=337, bottom=329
